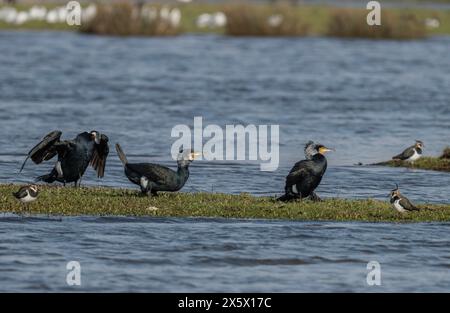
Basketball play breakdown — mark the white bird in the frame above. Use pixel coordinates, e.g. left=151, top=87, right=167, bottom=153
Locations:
left=160, top=6, right=170, bottom=21
left=29, top=5, right=47, bottom=21
left=169, top=8, right=181, bottom=27
left=213, top=12, right=226, bottom=27
left=196, top=13, right=211, bottom=28
left=46, top=9, right=58, bottom=24
left=425, top=18, right=440, bottom=29
left=57, top=7, right=67, bottom=23
left=267, top=14, right=283, bottom=27
left=15, top=11, right=29, bottom=25
left=3, top=7, right=18, bottom=24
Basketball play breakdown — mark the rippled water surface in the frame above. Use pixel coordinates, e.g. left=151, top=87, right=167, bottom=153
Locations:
left=1, top=215, right=450, bottom=292
left=0, top=32, right=449, bottom=291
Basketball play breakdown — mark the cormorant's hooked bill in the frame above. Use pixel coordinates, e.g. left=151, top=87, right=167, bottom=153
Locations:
left=115, top=143, right=200, bottom=196
left=277, top=141, right=334, bottom=202
left=20, top=130, right=110, bottom=186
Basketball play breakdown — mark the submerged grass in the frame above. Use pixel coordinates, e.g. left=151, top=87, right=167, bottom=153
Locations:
left=1, top=184, right=449, bottom=222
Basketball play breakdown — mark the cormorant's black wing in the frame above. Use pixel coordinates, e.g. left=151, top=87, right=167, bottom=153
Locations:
left=90, top=134, right=109, bottom=178
left=285, top=160, right=314, bottom=187
left=19, top=130, right=64, bottom=172
left=126, top=163, right=175, bottom=186
left=393, top=146, right=414, bottom=160
left=399, top=197, right=419, bottom=211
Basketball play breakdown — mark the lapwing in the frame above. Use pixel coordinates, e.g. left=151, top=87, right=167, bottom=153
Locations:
left=389, top=184, right=419, bottom=213
left=392, top=140, right=424, bottom=163
left=13, top=185, right=39, bottom=209
left=20, top=130, right=110, bottom=187
left=277, top=141, right=334, bottom=202
left=115, top=143, right=200, bottom=196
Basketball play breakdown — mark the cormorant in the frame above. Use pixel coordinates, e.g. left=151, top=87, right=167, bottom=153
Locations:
left=20, top=130, right=109, bottom=186
left=392, top=140, right=424, bottom=162
left=277, top=141, right=334, bottom=202
left=115, top=143, right=200, bottom=196
left=13, top=185, right=39, bottom=204
left=389, top=184, right=419, bottom=213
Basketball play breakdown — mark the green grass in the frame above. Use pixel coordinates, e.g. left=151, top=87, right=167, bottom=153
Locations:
left=1, top=2, right=450, bottom=37
left=375, top=157, right=450, bottom=172
left=1, top=184, right=449, bottom=222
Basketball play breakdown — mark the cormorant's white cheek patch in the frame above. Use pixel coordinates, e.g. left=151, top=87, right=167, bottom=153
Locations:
left=292, top=185, right=298, bottom=194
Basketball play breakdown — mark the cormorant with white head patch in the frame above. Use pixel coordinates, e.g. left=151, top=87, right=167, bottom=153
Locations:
left=115, top=144, right=200, bottom=196
left=20, top=130, right=109, bottom=186
left=277, top=141, right=334, bottom=202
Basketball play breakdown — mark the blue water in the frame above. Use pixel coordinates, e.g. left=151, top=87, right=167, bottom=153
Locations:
left=0, top=31, right=449, bottom=291
left=1, top=215, right=449, bottom=292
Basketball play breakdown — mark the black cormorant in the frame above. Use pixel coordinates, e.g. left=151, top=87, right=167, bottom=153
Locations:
left=389, top=184, right=419, bottom=213
left=13, top=185, right=39, bottom=204
left=115, top=143, right=200, bottom=196
left=392, top=140, right=423, bottom=162
left=277, top=141, right=334, bottom=202
left=20, top=130, right=109, bottom=186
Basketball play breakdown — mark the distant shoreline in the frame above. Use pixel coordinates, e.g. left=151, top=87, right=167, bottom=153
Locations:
left=1, top=184, right=449, bottom=222
left=1, top=2, right=450, bottom=37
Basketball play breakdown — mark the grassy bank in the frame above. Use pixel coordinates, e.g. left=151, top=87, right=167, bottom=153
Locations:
left=375, top=157, right=450, bottom=172
left=1, top=184, right=449, bottom=222
left=1, top=2, right=450, bottom=37
left=374, top=148, right=450, bottom=172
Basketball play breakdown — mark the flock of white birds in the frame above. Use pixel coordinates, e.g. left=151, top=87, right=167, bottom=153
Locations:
left=0, top=3, right=231, bottom=28
left=0, top=4, right=97, bottom=25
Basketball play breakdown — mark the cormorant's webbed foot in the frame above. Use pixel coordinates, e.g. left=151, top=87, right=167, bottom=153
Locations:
left=309, top=192, right=322, bottom=202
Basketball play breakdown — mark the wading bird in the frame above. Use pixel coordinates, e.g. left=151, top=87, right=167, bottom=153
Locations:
left=115, top=143, right=200, bottom=196
left=389, top=184, right=419, bottom=213
left=13, top=185, right=39, bottom=205
left=20, top=130, right=109, bottom=187
left=392, top=140, right=424, bottom=163
left=277, top=141, right=334, bottom=202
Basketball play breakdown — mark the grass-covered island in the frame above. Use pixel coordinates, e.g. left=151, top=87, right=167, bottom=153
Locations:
left=373, top=148, right=450, bottom=172
left=1, top=184, right=450, bottom=222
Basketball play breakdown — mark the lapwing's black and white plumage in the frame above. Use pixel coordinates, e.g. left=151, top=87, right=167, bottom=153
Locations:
left=115, top=144, right=200, bottom=196
left=20, top=130, right=109, bottom=186
left=389, top=185, right=419, bottom=213
left=13, top=185, right=39, bottom=204
left=277, top=141, right=334, bottom=202
left=392, top=140, right=424, bottom=163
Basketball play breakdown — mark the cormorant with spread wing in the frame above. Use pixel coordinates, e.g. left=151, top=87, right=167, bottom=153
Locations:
left=277, top=141, right=334, bottom=202
left=20, top=130, right=109, bottom=186
left=115, top=143, right=200, bottom=196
